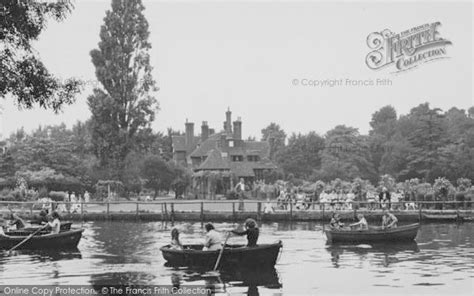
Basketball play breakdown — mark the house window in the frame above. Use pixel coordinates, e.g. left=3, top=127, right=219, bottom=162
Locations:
left=254, top=169, right=264, bottom=180
left=228, top=140, right=234, bottom=147
left=232, top=155, right=243, bottom=162
left=247, top=155, right=260, bottom=162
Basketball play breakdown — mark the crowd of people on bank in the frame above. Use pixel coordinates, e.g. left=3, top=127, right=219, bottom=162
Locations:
left=269, top=184, right=409, bottom=212
left=35, top=191, right=91, bottom=214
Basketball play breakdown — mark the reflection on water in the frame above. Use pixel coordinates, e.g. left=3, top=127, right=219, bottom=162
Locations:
left=0, top=221, right=473, bottom=295
left=326, top=242, right=420, bottom=268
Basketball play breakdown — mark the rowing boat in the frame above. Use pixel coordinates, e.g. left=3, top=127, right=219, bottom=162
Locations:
left=0, top=229, right=84, bottom=250
left=160, top=241, right=282, bottom=269
left=325, top=223, right=419, bottom=243
left=422, top=213, right=462, bottom=222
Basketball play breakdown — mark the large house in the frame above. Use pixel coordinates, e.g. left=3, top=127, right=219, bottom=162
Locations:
left=172, top=109, right=277, bottom=181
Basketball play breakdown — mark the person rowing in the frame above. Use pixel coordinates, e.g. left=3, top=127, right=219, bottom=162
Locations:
left=203, top=223, right=223, bottom=251
left=349, top=214, right=368, bottom=230
left=46, top=212, right=61, bottom=234
left=382, top=209, right=398, bottom=229
left=230, top=218, right=259, bottom=247
left=329, top=213, right=344, bottom=230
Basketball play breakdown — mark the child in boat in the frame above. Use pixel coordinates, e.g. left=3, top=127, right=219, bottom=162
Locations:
left=170, top=228, right=183, bottom=250
left=203, top=223, right=223, bottom=251
left=350, top=214, right=368, bottom=230
left=231, top=218, right=259, bottom=247
left=47, top=212, right=61, bottom=234
left=329, top=213, right=344, bottom=229
left=382, top=210, right=398, bottom=229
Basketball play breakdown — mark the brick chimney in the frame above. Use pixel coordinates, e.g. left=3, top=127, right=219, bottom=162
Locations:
left=233, top=117, right=242, bottom=140
left=201, top=121, right=209, bottom=141
left=225, top=108, right=232, bottom=134
left=185, top=119, right=194, bottom=151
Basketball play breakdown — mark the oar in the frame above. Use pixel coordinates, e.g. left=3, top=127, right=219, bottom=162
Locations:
left=213, top=232, right=231, bottom=271
left=7, top=224, right=48, bottom=253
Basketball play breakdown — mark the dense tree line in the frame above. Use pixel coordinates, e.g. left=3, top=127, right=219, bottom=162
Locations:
left=267, top=103, right=474, bottom=185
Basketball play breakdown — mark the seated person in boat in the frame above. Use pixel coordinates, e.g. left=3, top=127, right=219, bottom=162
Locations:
left=203, top=223, right=223, bottom=251
left=329, top=213, right=344, bottom=229
left=35, top=210, right=49, bottom=225
left=382, top=210, right=398, bottom=229
left=170, top=228, right=183, bottom=250
left=349, top=214, right=368, bottom=230
left=46, top=212, right=61, bottom=234
left=9, top=212, right=28, bottom=230
left=0, top=217, right=7, bottom=235
left=231, top=218, right=259, bottom=247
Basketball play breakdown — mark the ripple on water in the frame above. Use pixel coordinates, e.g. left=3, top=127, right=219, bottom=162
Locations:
left=0, top=222, right=472, bottom=295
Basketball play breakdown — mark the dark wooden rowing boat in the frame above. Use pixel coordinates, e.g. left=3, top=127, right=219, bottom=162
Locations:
left=160, top=241, right=282, bottom=269
left=0, top=229, right=84, bottom=250
left=422, top=213, right=463, bottom=222
left=325, top=223, right=419, bottom=244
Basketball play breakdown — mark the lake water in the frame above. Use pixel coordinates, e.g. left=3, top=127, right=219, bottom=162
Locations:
left=0, top=221, right=473, bottom=295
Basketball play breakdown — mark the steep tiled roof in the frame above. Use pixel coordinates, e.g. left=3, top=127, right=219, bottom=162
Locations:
left=189, top=133, right=221, bottom=157
left=199, top=149, right=229, bottom=170
left=229, top=162, right=255, bottom=177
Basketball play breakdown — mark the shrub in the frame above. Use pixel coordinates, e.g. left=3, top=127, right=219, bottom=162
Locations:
left=0, top=188, right=15, bottom=201
left=38, top=187, right=49, bottom=198
left=49, top=191, right=68, bottom=202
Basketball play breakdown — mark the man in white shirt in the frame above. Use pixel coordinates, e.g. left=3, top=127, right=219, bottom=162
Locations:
left=47, top=212, right=61, bottom=234
left=203, top=223, right=222, bottom=250
left=235, top=178, right=246, bottom=211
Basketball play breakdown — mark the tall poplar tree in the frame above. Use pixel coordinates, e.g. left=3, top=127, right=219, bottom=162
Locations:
left=88, top=0, right=158, bottom=178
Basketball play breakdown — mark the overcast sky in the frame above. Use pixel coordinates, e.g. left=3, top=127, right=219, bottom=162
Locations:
left=1, top=0, right=472, bottom=139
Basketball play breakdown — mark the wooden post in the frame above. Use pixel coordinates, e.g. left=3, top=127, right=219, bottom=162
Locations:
left=257, top=202, right=262, bottom=221
left=81, top=202, right=84, bottom=221
left=164, top=202, right=168, bottom=220
left=171, top=203, right=175, bottom=223
left=106, top=202, right=110, bottom=219
left=200, top=202, right=204, bottom=222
